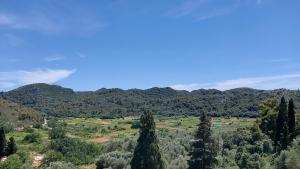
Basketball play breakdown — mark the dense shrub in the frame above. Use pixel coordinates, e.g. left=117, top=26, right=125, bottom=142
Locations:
left=167, top=156, right=188, bottom=169
left=49, top=137, right=101, bottom=165
left=33, top=123, right=43, bottom=129
left=23, top=132, right=41, bottom=143
left=23, top=127, right=34, bottom=133
left=0, top=154, right=23, bottom=169
left=45, top=162, right=77, bottom=169
left=274, top=137, right=300, bottom=169
left=43, top=150, right=64, bottom=166
left=96, top=151, right=132, bottom=169
left=0, top=151, right=30, bottom=169
left=49, top=127, right=66, bottom=140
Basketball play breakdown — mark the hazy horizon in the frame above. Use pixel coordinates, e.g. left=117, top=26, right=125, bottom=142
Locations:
left=4, top=82, right=299, bottom=93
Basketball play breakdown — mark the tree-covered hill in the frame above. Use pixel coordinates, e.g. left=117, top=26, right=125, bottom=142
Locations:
left=2, top=83, right=299, bottom=118
left=0, top=97, right=43, bottom=129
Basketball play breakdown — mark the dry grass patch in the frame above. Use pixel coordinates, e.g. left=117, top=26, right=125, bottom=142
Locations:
left=91, top=137, right=112, bottom=143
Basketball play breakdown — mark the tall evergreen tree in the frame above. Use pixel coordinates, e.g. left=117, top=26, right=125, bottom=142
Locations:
left=131, top=110, right=165, bottom=169
left=188, top=112, right=217, bottom=169
left=288, top=99, right=296, bottom=141
left=5, top=137, right=17, bottom=156
left=275, top=97, right=288, bottom=151
left=0, top=127, right=6, bottom=158
left=280, top=121, right=289, bottom=150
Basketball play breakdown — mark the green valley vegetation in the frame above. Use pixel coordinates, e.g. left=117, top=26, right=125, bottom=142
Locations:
left=0, top=98, right=43, bottom=131
left=0, top=85, right=300, bottom=168
left=4, top=83, right=300, bottom=118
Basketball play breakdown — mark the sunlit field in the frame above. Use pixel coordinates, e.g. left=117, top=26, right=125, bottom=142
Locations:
left=6, top=116, right=255, bottom=169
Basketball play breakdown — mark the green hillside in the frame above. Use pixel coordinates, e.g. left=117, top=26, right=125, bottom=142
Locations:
left=0, top=98, right=43, bottom=129
left=3, top=83, right=299, bottom=118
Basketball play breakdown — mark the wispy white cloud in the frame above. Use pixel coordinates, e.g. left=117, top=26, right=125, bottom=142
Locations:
left=166, top=0, right=262, bottom=21
left=166, top=0, right=235, bottom=20
left=75, top=52, right=87, bottom=58
left=171, top=73, right=300, bottom=91
left=0, top=12, right=65, bottom=33
left=44, top=55, right=66, bottom=62
left=0, top=69, right=75, bottom=91
left=0, top=1, right=106, bottom=34
left=196, top=8, right=229, bottom=21
left=270, top=58, right=291, bottom=63
left=166, top=0, right=206, bottom=17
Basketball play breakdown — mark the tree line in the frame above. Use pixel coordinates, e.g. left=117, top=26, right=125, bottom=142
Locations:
left=5, top=83, right=294, bottom=118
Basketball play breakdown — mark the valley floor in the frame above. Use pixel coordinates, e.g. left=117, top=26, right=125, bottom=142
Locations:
left=7, top=116, right=255, bottom=169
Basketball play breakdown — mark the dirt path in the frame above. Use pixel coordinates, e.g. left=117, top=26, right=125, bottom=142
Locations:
left=31, top=152, right=45, bottom=167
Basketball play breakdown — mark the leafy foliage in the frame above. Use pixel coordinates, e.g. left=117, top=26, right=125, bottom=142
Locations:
left=97, top=151, right=132, bottom=169
left=258, top=98, right=278, bottom=140
left=49, top=127, right=66, bottom=140
left=45, top=162, right=78, bottom=169
left=4, top=83, right=295, bottom=118
left=274, top=136, right=300, bottom=169
left=0, top=98, right=43, bottom=129
left=42, top=150, right=64, bottom=166
left=0, top=150, right=30, bottom=169
left=5, top=137, right=17, bottom=156
left=23, top=132, right=41, bottom=143
left=49, top=137, right=101, bottom=165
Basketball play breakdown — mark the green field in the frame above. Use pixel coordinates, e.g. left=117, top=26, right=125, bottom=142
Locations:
left=61, top=116, right=255, bottom=141
left=4, top=116, right=255, bottom=169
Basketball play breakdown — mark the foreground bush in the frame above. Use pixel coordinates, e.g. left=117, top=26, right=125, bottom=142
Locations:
left=45, top=162, right=77, bottom=169
left=23, top=132, right=41, bottom=143
left=0, top=151, right=30, bottom=169
left=43, top=150, right=64, bottom=166
left=96, top=151, right=132, bottom=169
left=274, top=136, right=300, bottom=169
left=49, top=137, right=101, bottom=165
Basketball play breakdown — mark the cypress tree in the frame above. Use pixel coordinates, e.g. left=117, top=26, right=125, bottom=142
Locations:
left=5, top=137, right=17, bottom=156
left=131, top=110, right=165, bottom=169
left=275, top=97, right=288, bottom=151
left=288, top=99, right=296, bottom=141
left=0, top=127, right=6, bottom=158
left=280, top=121, right=289, bottom=150
left=188, top=112, right=217, bottom=169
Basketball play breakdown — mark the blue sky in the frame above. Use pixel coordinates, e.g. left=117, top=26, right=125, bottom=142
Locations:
left=0, top=0, right=300, bottom=91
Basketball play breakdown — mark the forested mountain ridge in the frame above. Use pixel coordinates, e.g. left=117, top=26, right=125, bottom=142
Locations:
left=2, top=83, right=299, bottom=118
